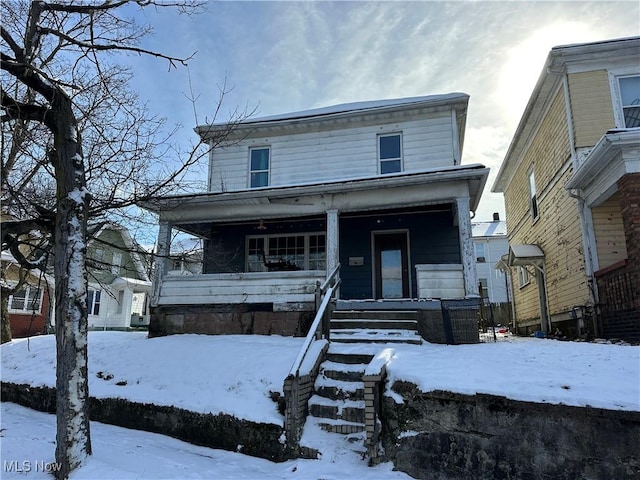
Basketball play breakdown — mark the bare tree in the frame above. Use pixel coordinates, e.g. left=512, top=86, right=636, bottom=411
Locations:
left=1, top=1, right=248, bottom=477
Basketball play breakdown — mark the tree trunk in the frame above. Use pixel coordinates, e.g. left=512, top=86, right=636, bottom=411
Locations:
left=1, top=288, right=12, bottom=344
left=51, top=91, right=92, bottom=479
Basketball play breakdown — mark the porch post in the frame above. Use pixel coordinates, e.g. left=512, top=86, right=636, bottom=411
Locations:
left=151, top=221, right=172, bottom=307
left=456, top=197, right=478, bottom=297
left=326, top=209, right=340, bottom=275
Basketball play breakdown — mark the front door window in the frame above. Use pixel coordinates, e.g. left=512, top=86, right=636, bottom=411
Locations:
left=374, top=232, right=409, bottom=299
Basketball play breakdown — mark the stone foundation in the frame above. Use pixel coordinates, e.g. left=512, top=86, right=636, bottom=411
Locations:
left=149, top=303, right=315, bottom=338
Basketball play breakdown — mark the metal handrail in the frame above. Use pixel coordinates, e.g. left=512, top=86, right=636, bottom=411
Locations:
left=288, top=264, right=341, bottom=378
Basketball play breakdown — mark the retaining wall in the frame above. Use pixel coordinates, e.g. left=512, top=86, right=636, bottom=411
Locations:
left=383, top=382, right=640, bottom=480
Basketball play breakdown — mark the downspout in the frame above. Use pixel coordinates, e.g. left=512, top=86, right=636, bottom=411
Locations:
left=561, top=73, right=600, bottom=322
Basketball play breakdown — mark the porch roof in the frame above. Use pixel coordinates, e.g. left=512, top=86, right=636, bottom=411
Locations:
left=565, top=129, right=640, bottom=206
left=141, top=164, right=489, bottom=225
left=507, top=244, right=545, bottom=268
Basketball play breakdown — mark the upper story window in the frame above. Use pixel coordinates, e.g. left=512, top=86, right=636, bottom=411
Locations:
left=528, top=169, right=538, bottom=220
left=619, top=76, right=640, bottom=128
left=250, top=147, right=270, bottom=188
left=111, top=252, right=122, bottom=275
left=8, top=286, right=42, bottom=313
left=378, top=133, right=402, bottom=174
left=246, top=233, right=326, bottom=272
left=475, top=242, right=486, bottom=262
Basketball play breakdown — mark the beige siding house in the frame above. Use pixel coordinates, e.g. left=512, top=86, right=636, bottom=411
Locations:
left=493, top=37, right=640, bottom=341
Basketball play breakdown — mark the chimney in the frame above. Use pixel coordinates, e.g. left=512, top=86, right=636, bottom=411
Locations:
left=493, top=212, right=500, bottom=221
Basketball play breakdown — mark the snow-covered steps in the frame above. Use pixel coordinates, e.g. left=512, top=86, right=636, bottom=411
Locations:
left=308, top=394, right=366, bottom=423
left=314, top=376, right=365, bottom=401
left=331, top=328, right=422, bottom=344
left=329, top=309, right=422, bottom=345
left=319, top=360, right=367, bottom=382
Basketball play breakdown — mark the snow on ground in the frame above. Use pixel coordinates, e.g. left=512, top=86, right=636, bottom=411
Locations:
left=1, top=332, right=303, bottom=425
left=385, top=336, right=640, bottom=411
left=0, top=402, right=411, bottom=480
left=1, top=332, right=639, bottom=478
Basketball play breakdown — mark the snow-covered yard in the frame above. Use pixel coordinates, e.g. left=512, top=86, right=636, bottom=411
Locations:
left=1, top=332, right=638, bottom=479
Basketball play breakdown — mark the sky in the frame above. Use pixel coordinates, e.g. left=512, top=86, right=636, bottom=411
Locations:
left=1, top=332, right=638, bottom=478
left=119, top=0, right=639, bottom=222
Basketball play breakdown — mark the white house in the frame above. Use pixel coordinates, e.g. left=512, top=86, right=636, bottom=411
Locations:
left=85, top=223, right=152, bottom=330
left=142, top=94, right=489, bottom=336
left=472, top=215, right=509, bottom=303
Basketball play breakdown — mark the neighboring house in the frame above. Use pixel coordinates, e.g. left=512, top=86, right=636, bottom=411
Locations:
left=84, top=223, right=152, bottom=330
left=472, top=214, right=509, bottom=303
left=167, top=251, right=203, bottom=276
left=2, top=251, right=53, bottom=338
left=492, top=37, right=640, bottom=340
left=143, top=94, right=489, bottom=336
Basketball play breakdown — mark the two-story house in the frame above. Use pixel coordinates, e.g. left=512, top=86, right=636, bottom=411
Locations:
left=84, top=223, right=152, bottom=330
left=144, top=94, right=489, bottom=336
left=472, top=214, right=509, bottom=302
left=493, top=37, right=640, bottom=340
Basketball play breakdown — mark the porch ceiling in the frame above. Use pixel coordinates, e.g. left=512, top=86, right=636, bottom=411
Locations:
left=141, top=165, right=489, bottom=225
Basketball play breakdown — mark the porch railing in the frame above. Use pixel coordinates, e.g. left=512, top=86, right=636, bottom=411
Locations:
left=595, top=259, right=640, bottom=341
left=283, top=263, right=341, bottom=454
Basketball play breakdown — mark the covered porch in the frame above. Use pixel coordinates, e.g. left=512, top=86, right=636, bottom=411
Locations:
left=143, top=166, right=488, bottom=336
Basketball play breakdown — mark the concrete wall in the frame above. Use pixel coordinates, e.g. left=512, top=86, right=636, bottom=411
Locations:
left=383, top=383, right=640, bottom=480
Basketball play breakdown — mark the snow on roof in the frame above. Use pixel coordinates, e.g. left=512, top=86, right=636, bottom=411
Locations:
left=212, top=93, right=469, bottom=127
left=472, top=221, right=507, bottom=238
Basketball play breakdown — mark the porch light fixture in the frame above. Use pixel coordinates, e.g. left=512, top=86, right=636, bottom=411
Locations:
left=257, top=220, right=267, bottom=230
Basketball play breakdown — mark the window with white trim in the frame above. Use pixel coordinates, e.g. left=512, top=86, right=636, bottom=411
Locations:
left=517, top=266, right=530, bottom=288
left=378, top=133, right=402, bottom=174
left=249, top=147, right=270, bottom=188
left=475, top=242, right=486, bottom=263
left=478, top=278, right=489, bottom=299
left=111, top=252, right=122, bottom=275
left=618, top=75, right=640, bottom=128
left=246, top=233, right=326, bottom=272
left=88, top=289, right=101, bottom=316
left=8, top=286, right=42, bottom=313
left=528, top=169, right=538, bottom=220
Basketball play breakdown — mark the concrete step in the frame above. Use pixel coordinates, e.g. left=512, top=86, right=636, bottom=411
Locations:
left=319, top=360, right=367, bottom=382
left=312, top=416, right=366, bottom=434
left=332, top=309, right=418, bottom=321
left=314, top=376, right=365, bottom=401
left=331, top=328, right=423, bottom=345
left=308, top=395, right=365, bottom=423
left=331, top=318, right=418, bottom=330
left=326, top=351, right=375, bottom=365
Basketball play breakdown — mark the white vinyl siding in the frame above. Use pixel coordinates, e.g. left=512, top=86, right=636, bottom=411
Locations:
left=209, top=112, right=454, bottom=192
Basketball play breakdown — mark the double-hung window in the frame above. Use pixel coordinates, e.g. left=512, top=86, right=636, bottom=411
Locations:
left=378, top=133, right=402, bottom=174
left=8, top=286, right=42, bottom=313
left=528, top=169, right=538, bottom=220
left=517, top=267, right=530, bottom=288
left=250, top=147, right=270, bottom=188
left=618, top=75, right=640, bottom=128
left=475, top=242, right=486, bottom=263
left=246, top=233, right=326, bottom=272
left=88, top=289, right=101, bottom=316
